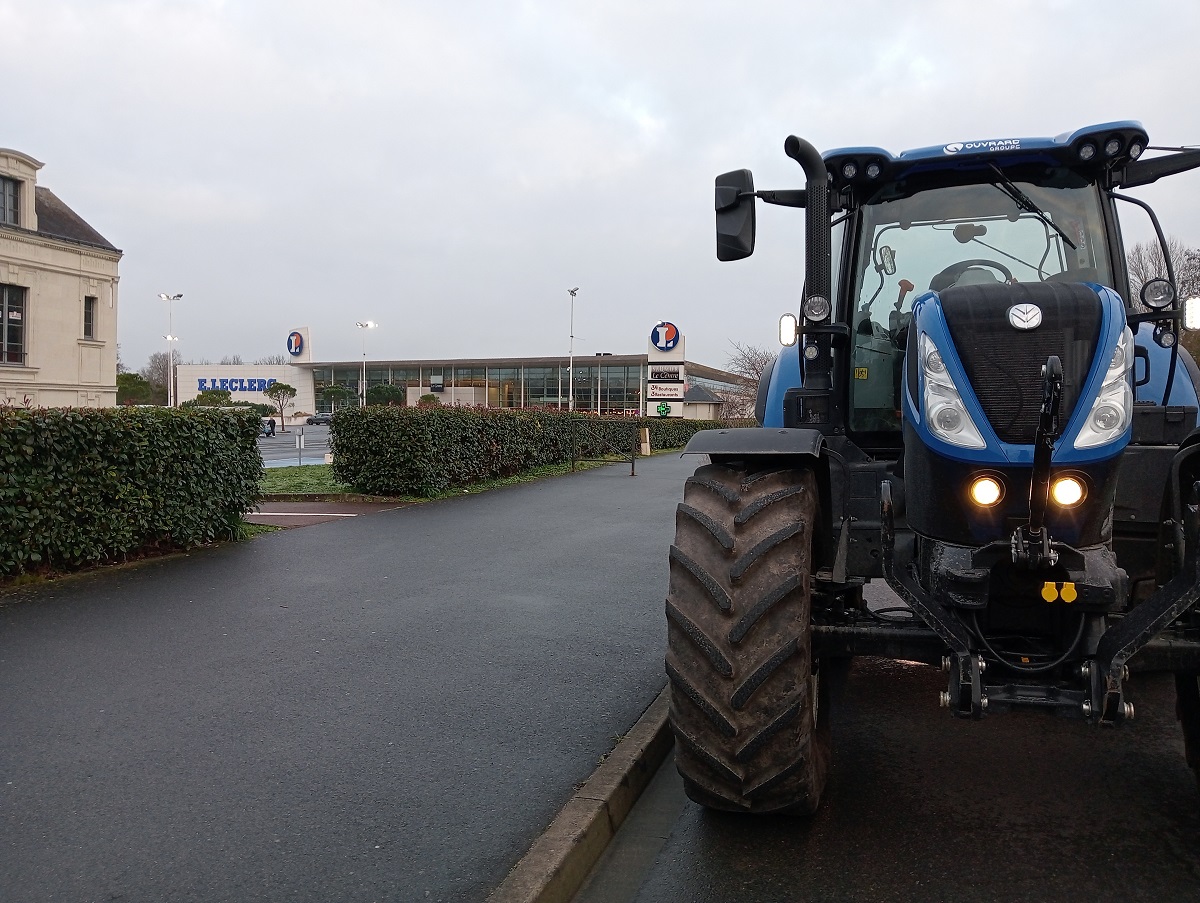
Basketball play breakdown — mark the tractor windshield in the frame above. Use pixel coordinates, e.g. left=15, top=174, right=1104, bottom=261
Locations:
left=847, top=168, right=1113, bottom=435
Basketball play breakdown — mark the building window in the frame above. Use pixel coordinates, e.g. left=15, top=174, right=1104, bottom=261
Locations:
left=83, top=296, right=97, bottom=340
left=0, top=284, right=26, bottom=364
left=0, top=177, right=18, bottom=226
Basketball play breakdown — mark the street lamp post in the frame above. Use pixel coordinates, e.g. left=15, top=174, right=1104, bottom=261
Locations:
left=159, top=292, right=183, bottom=407
left=356, top=321, right=377, bottom=407
left=567, top=287, right=579, bottom=412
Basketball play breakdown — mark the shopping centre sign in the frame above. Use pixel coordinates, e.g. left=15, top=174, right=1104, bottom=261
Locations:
left=196, top=377, right=278, bottom=393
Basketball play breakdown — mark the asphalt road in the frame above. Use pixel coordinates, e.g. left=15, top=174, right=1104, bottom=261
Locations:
left=576, top=626, right=1200, bottom=903
left=258, top=424, right=331, bottom=467
left=0, top=453, right=696, bottom=902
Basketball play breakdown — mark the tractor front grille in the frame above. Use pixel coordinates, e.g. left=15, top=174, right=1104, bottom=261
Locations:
left=939, top=282, right=1102, bottom=445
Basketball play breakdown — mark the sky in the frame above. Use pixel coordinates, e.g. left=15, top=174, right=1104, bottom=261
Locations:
left=6, top=0, right=1200, bottom=373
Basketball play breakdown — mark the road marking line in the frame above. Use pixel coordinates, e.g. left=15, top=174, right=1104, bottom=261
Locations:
left=250, top=512, right=358, bottom=517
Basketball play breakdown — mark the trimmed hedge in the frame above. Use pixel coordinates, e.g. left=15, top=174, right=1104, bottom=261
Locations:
left=329, top=406, right=730, bottom=497
left=0, top=407, right=262, bottom=576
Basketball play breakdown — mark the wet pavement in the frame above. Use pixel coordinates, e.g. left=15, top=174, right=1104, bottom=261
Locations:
left=257, top=424, right=331, bottom=468
left=575, top=647, right=1200, bottom=903
left=246, top=499, right=407, bottom=527
left=0, top=454, right=695, bottom=903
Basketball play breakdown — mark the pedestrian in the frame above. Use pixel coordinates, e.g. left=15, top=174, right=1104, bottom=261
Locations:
left=268, top=417, right=276, bottom=436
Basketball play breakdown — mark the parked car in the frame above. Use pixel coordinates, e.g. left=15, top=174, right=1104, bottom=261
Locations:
left=306, top=412, right=333, bottom=425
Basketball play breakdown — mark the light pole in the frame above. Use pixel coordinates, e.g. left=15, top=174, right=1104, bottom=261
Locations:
left=159, top=292, right=183, bottom=407
left=567, top=287, right=579, bottom=412
left=356, top=321, right=377, bottom=407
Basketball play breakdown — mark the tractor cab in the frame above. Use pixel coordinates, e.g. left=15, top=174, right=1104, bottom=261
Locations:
left=846, top=164, right=1117, bottom=439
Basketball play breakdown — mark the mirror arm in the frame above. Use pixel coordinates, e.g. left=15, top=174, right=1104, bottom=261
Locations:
left=1116, top=149, right=1200, bottom=189
left=757, top=189, right=808, bottom=208
left=1127, top=310, right=1182, bottom=325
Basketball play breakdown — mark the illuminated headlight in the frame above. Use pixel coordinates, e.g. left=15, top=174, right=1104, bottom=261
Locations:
left=841, top=162, right=858, bottom=180
left=969, top=475, right=1003, bottom=507
left=1078, top=143, right=1097, bottom=162
left=1104, top=137, right=1122, bottom=157
left=1051, top=476, right=1086, bottom=507
left=1185, top=297, right=1200, bottom=331
left=920, top=333, right=986, bottom=449
left=779, top=313, right=799, bottom=346
left=1075, top=327, right=1133, bottom=449
left=802, top=295, right=831, bottom=321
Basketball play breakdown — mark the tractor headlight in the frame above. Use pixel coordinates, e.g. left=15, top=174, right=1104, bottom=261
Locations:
left=1051, top=475, right=1086, bottom=507
left=1075, top=327, right=1134, bottom=449
left=920, top=333, right=986, bottom=449
left=1185, top=297, right=1200, bottom=331
left=969, top=475, right=1004, bottom=507
left=779, top=313, right=799, bottom=346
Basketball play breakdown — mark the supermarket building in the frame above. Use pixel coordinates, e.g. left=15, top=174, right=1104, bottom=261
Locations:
left=175, top=325, right=748, bottom=422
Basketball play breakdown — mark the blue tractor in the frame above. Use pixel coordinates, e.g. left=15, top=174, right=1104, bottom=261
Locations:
left=666, top=123, right=1200, bottom=813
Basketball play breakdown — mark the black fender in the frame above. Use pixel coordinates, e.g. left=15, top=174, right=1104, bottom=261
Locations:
left=682, top=427, right=835, bottom=571
left=682, top=426, right=823, bottom=459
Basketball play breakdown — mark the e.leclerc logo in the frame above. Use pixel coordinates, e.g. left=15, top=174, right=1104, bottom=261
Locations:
left=287, top=331, right=304, bottom=356
left=651, top=322, right=680, bottom=352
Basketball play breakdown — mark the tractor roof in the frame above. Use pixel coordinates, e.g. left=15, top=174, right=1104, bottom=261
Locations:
left=821, top=121, right=1148, bottom=200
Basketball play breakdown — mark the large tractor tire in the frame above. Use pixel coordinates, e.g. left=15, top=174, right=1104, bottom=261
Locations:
left=1175, top=672, right=1200, bottom=791
left=665, top=461, right=830, bottom=814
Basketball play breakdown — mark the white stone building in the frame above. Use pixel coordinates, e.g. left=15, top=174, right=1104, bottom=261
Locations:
left=0, top=150, right=121, bottom=408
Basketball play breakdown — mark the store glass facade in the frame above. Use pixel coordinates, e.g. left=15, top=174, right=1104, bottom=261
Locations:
left=307, top=358, right=744, bottom=415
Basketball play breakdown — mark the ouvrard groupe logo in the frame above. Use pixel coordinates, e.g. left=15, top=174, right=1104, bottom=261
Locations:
left=943, top=138, right=1022, bottom=155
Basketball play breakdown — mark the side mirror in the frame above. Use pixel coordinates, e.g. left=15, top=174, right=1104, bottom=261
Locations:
left=715, top=169, right=755, bottom=261
left=879, top=246, right=897, bottom=276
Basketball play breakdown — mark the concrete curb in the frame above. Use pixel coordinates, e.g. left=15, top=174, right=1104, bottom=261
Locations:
left=487, top=686, right=673, bottom=903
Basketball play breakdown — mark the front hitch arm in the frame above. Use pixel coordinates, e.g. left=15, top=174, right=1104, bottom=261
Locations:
left=1013, top=356, right=1063, bottom=568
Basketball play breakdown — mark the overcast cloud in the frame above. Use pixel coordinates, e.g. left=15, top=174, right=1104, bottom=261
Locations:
left=5, top=0, right=1200, bottom=372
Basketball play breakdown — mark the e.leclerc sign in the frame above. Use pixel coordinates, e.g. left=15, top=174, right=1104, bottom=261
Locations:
left=197, top=377, right=278, bottom=392
left=650, top=322, right=680, bottom=352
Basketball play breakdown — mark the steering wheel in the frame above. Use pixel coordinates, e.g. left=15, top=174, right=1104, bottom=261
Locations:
left=930, top=258, right=1014, bottom=292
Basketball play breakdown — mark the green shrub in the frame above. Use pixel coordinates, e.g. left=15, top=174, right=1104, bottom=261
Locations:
left=330, top=407, right=725, bottom=497
left=0, top=407, right=262, bottom=576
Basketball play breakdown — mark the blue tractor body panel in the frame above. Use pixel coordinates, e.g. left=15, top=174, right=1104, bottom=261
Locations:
left=901, top=284, right=1131, bottom=467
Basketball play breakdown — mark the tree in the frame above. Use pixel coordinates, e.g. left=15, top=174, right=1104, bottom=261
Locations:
left=323, top=385, right=352, bottom=410
left=139, top=350, right=176, bottom=391
left=138, top=350, right=181, bottom=401
left=263, top=382, right=297, bottom=431
left=116, top=371, right=162, bottom=405
left=717, top=341, right=774, bottom=419
left=1127, top=237, right=1200, bottom=359
left=219, top=354, right=244, bottom=365
left=1127, top=236, right=1200, bottom=307
left=190, top=388, right=233, bottom=406
left=255, top=353, right=288, bottom=365
left=366, top=383, right=407, bottom=406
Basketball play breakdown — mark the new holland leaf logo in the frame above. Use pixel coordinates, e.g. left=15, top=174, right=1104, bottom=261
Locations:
left=1007, top=303, right=1042, bottom=330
